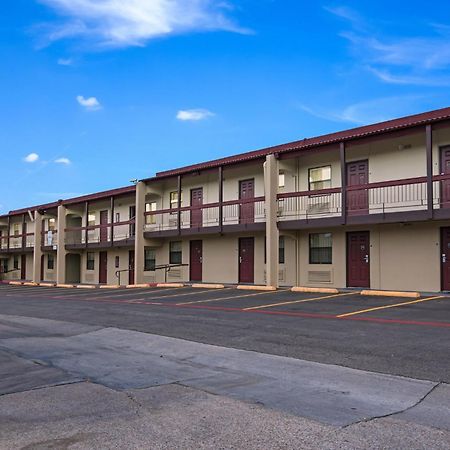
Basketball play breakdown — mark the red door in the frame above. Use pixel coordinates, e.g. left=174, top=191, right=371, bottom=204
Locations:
left=40, top=254, right=44, bottom=281
left=190, top=188, right=203, bottom=228
left=239, top=237, right=254, bottom=283
left=100, top=210, right=108, bottom=242
left=99, top=251, right=108, bottom=284
left=239, top=179, right=255, bottom=224
left=347, top=161, right=369, bottom=215
left=128, top=250, right=135, bottom=285
left=347, top=231, right=370, bottom=288
left=20, top=255, right=26, bottom=280
left=190, top=240, right=203, bottom=282
left=440, top=147, right=450, bottom=208
left=441, top=228, right=450, bottom=290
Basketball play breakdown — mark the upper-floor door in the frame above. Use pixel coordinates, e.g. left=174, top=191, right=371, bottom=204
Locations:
left=239, top=179, right=255, bottom=224
left=347, top=160, right=369, bottom=215
left=100, top=210, right=108, bottom=242
left=190, top=188, right=203, bottom=228
left=440, top=146, right=450, bottom=208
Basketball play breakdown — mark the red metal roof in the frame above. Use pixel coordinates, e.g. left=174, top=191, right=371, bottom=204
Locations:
left=152, top=106, right=450, bottom=179
left=3, top=185, right=135, bottom=217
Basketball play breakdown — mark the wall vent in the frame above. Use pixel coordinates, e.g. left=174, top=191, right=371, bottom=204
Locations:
left=308, top=270, right=332, bottom=283
left=168, top=269, right=181, bottom=278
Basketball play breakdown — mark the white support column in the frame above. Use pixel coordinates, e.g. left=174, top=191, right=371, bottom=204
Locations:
left=32, top=211, right=43, bottom=283
left=134, top=181, right=146, bottom=285
left=56, top=205, right=67, bottom=284
left=264, top=154, right=279, bottom=288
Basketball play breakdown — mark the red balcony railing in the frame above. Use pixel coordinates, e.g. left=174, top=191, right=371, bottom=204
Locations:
left=41, top=230, right=58, bottom=247
left=65, top=219, right=136, bottom=245
left=144, top=197, right=265, bottom=233
left=0, top=232, right=35, bottom=250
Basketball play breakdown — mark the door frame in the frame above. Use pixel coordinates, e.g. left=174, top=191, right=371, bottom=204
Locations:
left=440, top=227, right=450, bottom=291
left=190, top=187, right=203, bottom=229
left=189, top=240, right=203, bottom=282
left=20, top=254, right=26, bottom=280
left=128, top=250, right=135, bottom=285
left=239, top=178, right=255, bottom=224
left=439, top=146, right=450, bottom=208
left=346, top=231, right=370, bottom=288
left=346, top=159, right=369, bottom=215
left=99, top=251, right=108, bottom=284
left=238, top=236, right=255, bottom=284
left=100, top=210, right=108, bottom=243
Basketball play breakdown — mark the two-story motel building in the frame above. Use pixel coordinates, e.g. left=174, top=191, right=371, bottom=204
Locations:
left=3, top=107, right=450, bottom=292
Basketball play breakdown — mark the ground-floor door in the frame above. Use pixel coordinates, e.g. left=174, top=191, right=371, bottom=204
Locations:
left=347, top=231, right=370, bottom=288
left=40, top=254, right=44, bottom=281
left=128, top=250, right=135, bottom=285
left=20, top=255, right=26, bottom=280
left=441, top=227, right=450, bottom=290
left=99, top=251, right=108, bottom=284
left=190, top=240, right=203, bottom=282
left=239, top=237, right=254, bottom=283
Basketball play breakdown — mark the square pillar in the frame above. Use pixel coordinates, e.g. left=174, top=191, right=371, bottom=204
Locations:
left=32, top=211, right=43, bottom=283
left=264, top=154, right=279, bottom=288
left=134, top=181, right=146, bottom=284
left=56, top=205, right=67, bottom=284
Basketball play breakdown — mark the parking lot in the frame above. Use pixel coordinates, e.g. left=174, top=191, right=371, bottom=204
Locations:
left=0, top=282, right=449, bottom=383
left=0, top=283, right=449, bottom=327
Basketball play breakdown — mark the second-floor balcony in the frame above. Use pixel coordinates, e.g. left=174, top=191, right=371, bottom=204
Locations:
left=144, top=197, right=266, bottom=237
left=0, top=232, right=35, bottom=252
left=65, top=220, right=136, bottom=248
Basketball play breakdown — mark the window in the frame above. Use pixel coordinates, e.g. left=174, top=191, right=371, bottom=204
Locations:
left=1, top=260, right=8, bottom=274
left=13, top=224, right=20, bottom=236
left=309, top=166, right=331, bottom=191
left=309, top=233, right=332, bottom=264
left=170, top=191, right=182, bottom=210
left=115, top=212, right=120, bottom=223
left=47, top=254, right=55, bottom=270
left=115, top=256, right=120, bottom=268
left=86, top=252, right=95, bottom=270
left=145, top=202, right=157, bottom=225
left=144, top=249, right=156, bottom=271
left=13, top=256, right=19, bottom=270
left=279, top=236, right=285, bottom=264
left=48, top=218, right=56, bottom=231
left=88, top=214, right=96, bottom=226
left=169, top=241, right=182, bottom=265
left=278, top=171, right=285, bottom=188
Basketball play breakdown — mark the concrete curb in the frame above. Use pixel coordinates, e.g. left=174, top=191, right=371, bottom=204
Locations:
left=56, top=284, right=74, bottom=288
left=76, top=285, right=96, bottom=289
left=23, top=282, right=38, bottom=287
left=156, top=283, right=185, bottom=288
left=126, top=284, right=152, bottom=288
left=360, top=289, right=421, bottom=299
left=291, top=286, right=340, bottom=294
left=8, top=281, right=23, bottom=285
left=99, top=285, right=121, bottom=289
left=39, top=283, right=56, bottom=287
left=237, top=285, right=277, bottom=291
left=191, top=283, right=225, bottom=289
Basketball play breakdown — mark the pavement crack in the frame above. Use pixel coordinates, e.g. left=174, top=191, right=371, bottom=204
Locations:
left=125, top=392, right=144, bottom=417
left=341, top=381, right=442, bottom=429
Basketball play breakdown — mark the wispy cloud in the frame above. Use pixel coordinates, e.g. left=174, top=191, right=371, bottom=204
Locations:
left=23, top=153, right=40, bottom=163
left=176, top=108, right=215, bottom=121
left=55, top=157, right=71, bottom=165
left=299, top=95, right=426, bottom=125
left=326, top=6, right=450, bottom=86
left=57, top=57, right=73, bottom=65
left=37, top=0, right=250, bottom=48
left=76, top=95, right=102, bottom=111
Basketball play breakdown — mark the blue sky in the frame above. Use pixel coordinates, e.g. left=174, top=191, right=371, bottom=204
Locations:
left=1, top=0, right=450, bottom=213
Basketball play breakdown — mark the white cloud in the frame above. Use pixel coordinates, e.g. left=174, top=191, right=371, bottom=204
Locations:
left=176, top=108, right=215, bottom=121
left=55, top=157, right=71, bottom=165
left=57, top=57, right=73, bottom=65
left=76, top=95, right=102, bottom=110
left=23, top=153, right=40, bottom=163
left=326, top=6, right=450, bottom=86
left=37, top=0, right=250, bottom=48
left=299, top=96, right=426, bottom=125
